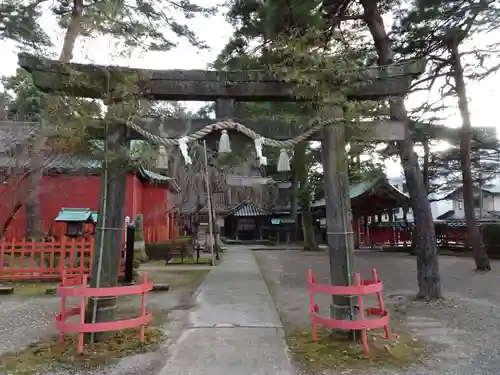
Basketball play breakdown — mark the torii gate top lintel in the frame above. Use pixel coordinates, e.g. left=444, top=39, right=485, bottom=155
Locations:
left=18, top=53, right=425, bottom=102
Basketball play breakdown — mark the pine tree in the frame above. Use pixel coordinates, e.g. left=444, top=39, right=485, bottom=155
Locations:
left=0, top=1, right=51, bottom=51
left=217, top=0, right=386, bottom=251
left=216, top=0, right=323, bottom=250
left=393, top=0, right=500, bottom=270
left=3, top=0, right=216, bottom=239
left=321, top=0, right=442, bottom=299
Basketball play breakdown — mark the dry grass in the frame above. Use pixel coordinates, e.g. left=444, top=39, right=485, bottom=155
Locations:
left=0, top=326, right=164, bottom=375
left=287, top=327, right=426, bottom=372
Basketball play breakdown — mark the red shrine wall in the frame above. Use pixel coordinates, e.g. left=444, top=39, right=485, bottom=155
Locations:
left=0, top=173, right=175, bottom=241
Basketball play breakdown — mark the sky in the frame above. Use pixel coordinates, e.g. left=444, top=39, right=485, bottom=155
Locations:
left=1, top=1, right=499, bottom=178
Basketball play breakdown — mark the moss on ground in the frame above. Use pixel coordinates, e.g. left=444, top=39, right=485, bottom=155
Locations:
left=138, top=267, right=210, bottom=289
left=287, top=327, right=426, bottom=372
left=1, top=282, right=59, bottom=297
left=0, top=326, right=164, bottom=375
left=168, top=257, right=213, bottom=265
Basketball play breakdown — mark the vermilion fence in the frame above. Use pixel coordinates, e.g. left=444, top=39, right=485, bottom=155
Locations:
left=0, top=237, right=125, bottom=280
left=365, top=227, right=412, bottom=247
left=56, top=272, right=153, bottom=353
left=307, top=268, right=390, bottom=353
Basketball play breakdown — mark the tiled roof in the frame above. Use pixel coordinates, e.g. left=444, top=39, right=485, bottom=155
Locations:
left=137, top=166, right=180, bottom=193
left=0, top=120, right=39, bottom=153
left=311, top=177, right=408, bottom=208
left=435, top=219, right=500, bottom=227
left=436, top=210, right=455, bottom=220
left=227, top=201, right=269, bottom=217
left=0, top=151, right=101, bottom=172
left=0, top=120, right=179, bottom=191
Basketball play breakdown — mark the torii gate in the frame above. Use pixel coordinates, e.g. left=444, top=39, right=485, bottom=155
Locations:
left=19, top=53, right=424, bottom=327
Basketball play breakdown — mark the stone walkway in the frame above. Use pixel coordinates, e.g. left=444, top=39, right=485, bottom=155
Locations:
left=159, top=246, right=297, bottom=375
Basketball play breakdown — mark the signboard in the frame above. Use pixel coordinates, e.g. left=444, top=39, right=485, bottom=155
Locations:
left=271, top=218, right=296, bottom=225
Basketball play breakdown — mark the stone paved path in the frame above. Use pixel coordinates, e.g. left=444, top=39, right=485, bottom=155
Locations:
left=159, top=245, right=297, bottom=375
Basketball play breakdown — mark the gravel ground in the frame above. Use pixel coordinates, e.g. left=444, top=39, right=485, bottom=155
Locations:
left=254, top=249, right=500, bottom=375
left=0, top=296, right=60, bottom=356
left=0, top=268, right=210, bottom=375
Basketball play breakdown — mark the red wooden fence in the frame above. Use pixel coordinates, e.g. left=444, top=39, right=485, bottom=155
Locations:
left=0, top=237, right=125, bottom=280
left=57, top=272, right=153, bottom=353
left=4, top=222, right=178, bottom=243
left=308, top=268, right=390, bottom=353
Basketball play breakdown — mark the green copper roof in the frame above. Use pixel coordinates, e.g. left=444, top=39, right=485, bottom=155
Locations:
left=91, top=211, right=98, bottom=222
left=311, top=177, right=408, bottom=208
left=137, top=166, right=180, bottom=193
left=55, top=208, right=94, bottom=222
left=349, top=180, right=377, bottom=199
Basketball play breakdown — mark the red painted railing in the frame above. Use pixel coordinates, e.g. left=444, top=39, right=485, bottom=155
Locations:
left=307, top=268, right=390, bottom=353
left=0, top=238, right=125, bottom=280
left=56, top=272, right=153, bottom=353
left=365, top=227, right=411, bottom=247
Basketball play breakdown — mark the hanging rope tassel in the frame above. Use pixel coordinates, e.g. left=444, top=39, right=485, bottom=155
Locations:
left=177, top=137, right=192, bottom=165
left=254, top=137, right=267, bottom=166
left=218, top=130, right=231, bottom=153
left=156, top=145, right=169, bottom=169
left=277, top=148, right=291, bottom=172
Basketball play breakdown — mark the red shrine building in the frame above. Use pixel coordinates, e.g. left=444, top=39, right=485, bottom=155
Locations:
left=312, top=177, right=410, bottom=247
left=0, top=120, right=180, bottom=241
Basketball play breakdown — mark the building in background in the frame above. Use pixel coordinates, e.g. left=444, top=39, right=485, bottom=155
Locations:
left=0, top=120, right=179, bottom=242
left=388, top=175, right=454, bottom=221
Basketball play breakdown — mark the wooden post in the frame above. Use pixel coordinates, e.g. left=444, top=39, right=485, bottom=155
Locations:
left=124, top=223, right=135, bottom=285
left=364, top=216, right=369, bottom=246
left=321, top=122, right=356, bottom=325
left=216, top=99, right=235, bottom=118
left=353, top=215, right=360, bottom=249
left=87, top=104, right=130, bottom=342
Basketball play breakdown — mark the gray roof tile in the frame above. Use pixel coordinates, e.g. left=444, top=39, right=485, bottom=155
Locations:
left=0, top=120, right=39, bottom=153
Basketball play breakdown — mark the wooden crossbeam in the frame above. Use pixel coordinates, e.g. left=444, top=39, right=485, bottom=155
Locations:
left=19, top=54, right=425, bottom=102
left=115, top=117, right=405, bottom=142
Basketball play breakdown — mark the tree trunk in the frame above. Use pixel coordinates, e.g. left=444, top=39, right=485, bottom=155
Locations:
left=210, top=205, right=220, bottom=260
left=321, top=123, right=356, bottom=326
left=422, top=139, right=430, bottom=190
left=59, top=0, right=84, bottom=62
left=25, top=134, right=45, bottom=239
left=449, top=39, right=490, bottom=271
left=360, top=0, right=441, bottom=299
left=1, top=201, right=22, bottom=238
left=409, top=139, right=430, bottom=256
left=25, top=0, right=84, bottom=239
left=294, top=143, right=318, bottom=251
left=86, top=106, right=129, bottom=342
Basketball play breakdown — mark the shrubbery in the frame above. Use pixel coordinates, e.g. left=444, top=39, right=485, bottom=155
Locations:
left=144, top=236, right=192, bottom=260
left=481, top=224, right=500, bottom=256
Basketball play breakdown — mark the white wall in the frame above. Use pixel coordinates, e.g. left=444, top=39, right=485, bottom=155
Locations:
left=388, top=175, right=500, bottom=221
left=449, top=192, right=500, bottom=219
left=388, top=176, right=453, bottom=221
